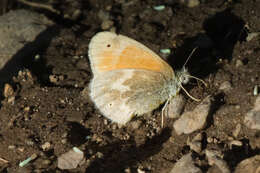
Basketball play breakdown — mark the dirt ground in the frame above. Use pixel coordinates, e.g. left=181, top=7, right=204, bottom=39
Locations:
left=0, top=0, right=260, bottom=172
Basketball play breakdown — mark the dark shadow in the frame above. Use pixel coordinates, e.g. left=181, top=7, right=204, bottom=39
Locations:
left=67, top=122, right=92, bottom=146
left=0, top=25, right=60, bottom=87
left=167, top=8, right=246, bottom=81
left=204, top=93, right=226, bottom=130
left=223, top=138, right=260, bottom=172
left=85, top=127, right=172, bottom=173
left=203, top=8, right=246, bottom=61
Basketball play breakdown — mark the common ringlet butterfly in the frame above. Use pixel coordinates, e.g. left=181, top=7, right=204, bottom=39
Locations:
left=88, top=31, right=193, bottom=125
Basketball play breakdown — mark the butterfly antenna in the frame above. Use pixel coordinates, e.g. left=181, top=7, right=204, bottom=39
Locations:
left=185, top=74, right=208, bottom=87
left=180, top=84, right=201, bottom=102
left=183, top=47, right=198, bottom=67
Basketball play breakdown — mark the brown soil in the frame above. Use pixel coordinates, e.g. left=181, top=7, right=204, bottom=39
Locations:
left=0, top=0, right=260, bottom=172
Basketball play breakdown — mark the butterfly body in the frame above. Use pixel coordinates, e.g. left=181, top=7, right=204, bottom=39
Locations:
left=88, top=32, right=189, bottom=125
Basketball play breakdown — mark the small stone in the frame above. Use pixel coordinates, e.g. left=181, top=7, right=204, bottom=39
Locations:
left=49, top=75, right=58, bottom=83
left=42, top=159, right=51, bottom=165
left=228, top=140, right=243, bottom=148
left=124, top=167, right=131, bottom=173
left=160, top=48, right=171, bottom=54
left=169, top=153, right=202, bottom=173
left=130, top=119, right=142, bottom=129
left=232, top=124, right=241, bottom=138
left=173, top=96, right=212, bottom=135
left=246, top=32, right=259, bottom=42
left=153, top=5, right=166, bottom=11
left=3, top=83, right=14, bottom=98
left=57, top=148, right=85, bottom=170
left=8, top=145, right=16, bottom=150
left=187, top=133, right=203, bottom=153
left=137, top=168, right=146, bottom=173
left=219, top=81, right=232, bottom=92
left=244, top=95, right=260, bottom=130
left=167, top=94, right=186, bottom=119
left=234, top=155, right=260, bottom=173
left=180, top=0, right=200, bottom=8
left=249, top=133, right=260, bottom=149
left=61, top=139, right=67, bottom=144
left=207, top=137, right=213, bottom=143
left=25, top=139, right=35, bottom=146
left=7, top=96, right=15, bottom=104
left=236, top=59, right=243, bottom=67
left=104, top=119, right=108, bottom=125
left=206, top=150, right=230, bottom=173
left=111, top=123, right=118, bottom=130
left=41, top=142, right=51, bottom=151
left=97, top=10, right=110, bottom=21
left=96, top=152, right=104, bottom=159
left=101, top=20, right=114, bottom=30
left=253, top=85, right=258, bottom=96
left=24, top=106, right=30, bottom=112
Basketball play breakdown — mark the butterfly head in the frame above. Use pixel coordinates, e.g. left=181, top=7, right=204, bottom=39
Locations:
left=176, top=67, right=190, bottom=85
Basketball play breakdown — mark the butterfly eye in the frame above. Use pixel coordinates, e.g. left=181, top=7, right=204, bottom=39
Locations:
left=106, top=44, right=111, bottom=48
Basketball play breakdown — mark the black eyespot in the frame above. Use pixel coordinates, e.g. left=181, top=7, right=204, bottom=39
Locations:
left=107, top=44, right=111, bottom=47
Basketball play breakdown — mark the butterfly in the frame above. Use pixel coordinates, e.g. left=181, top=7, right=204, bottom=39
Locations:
left=88, top=31, right=200, bottom=125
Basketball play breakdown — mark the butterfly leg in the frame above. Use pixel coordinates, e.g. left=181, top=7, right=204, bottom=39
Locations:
left=161, top=98, right=170, bottom=128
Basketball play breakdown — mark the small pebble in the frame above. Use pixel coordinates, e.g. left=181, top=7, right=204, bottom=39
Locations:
left=206, top=150, right=230, bottom=173
left=244, top=95, right=260, bottom=130
left=61, top=139, right=67, bottom=144
left=187, top=133, right=203, bottom=153
left=49, top=75, right=58, bottom=83
left=169, top=153, right=202, bottom=173
left=160, top=48, right=171, bottom=54
left=207, top=137, right=213, bottom=143
left=130, top=119, right=142, bottom=129
left=228, top=140, right=243, bottom=148
left=249, top=134, right=260, bottom=149
left=42, top=159, right=51, bottom=165
left=97, top=10, right=110, bottom=21
left=246, top=32, right=259, bottom=42
left=96, top=152, right=104, bottom=159
left=219, top=81, right=232, bottom=92
left=101, top=19, right=114, bottom=30
left=124, top=167, right=131, bottom=173
left=234, top=155, right=260, bottom=173
left=232, top=124, right=241, bottom=138
left=57, top=148, right=85, bottom=170
left=41, top=142, right=51, bottom=151
left=3, top=83, right=14, bottom=98
left=235, top=59, right=243, bottom=67
left=103, top=119, right=108, bottom=125
left=167, top=94, right=186, bottom=119
left=173, top=96, right=212, bottom=135
left=180, top=0, right=200, bottom=8
left=253, top=85, right=258, bottom=96
left=8, top=145, right=16, bottom=150
left=153, top=5, right=165, bottom=11
left=137, top=168, right=146, bottom=173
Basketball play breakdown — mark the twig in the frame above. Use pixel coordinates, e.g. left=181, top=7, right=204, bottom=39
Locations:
left=0, top=157, right=9, bottom=163
left=17, top=0, right=60, bottom=15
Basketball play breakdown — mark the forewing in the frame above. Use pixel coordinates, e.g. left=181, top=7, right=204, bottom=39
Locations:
left=88, top=32, right=174, bottom=78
